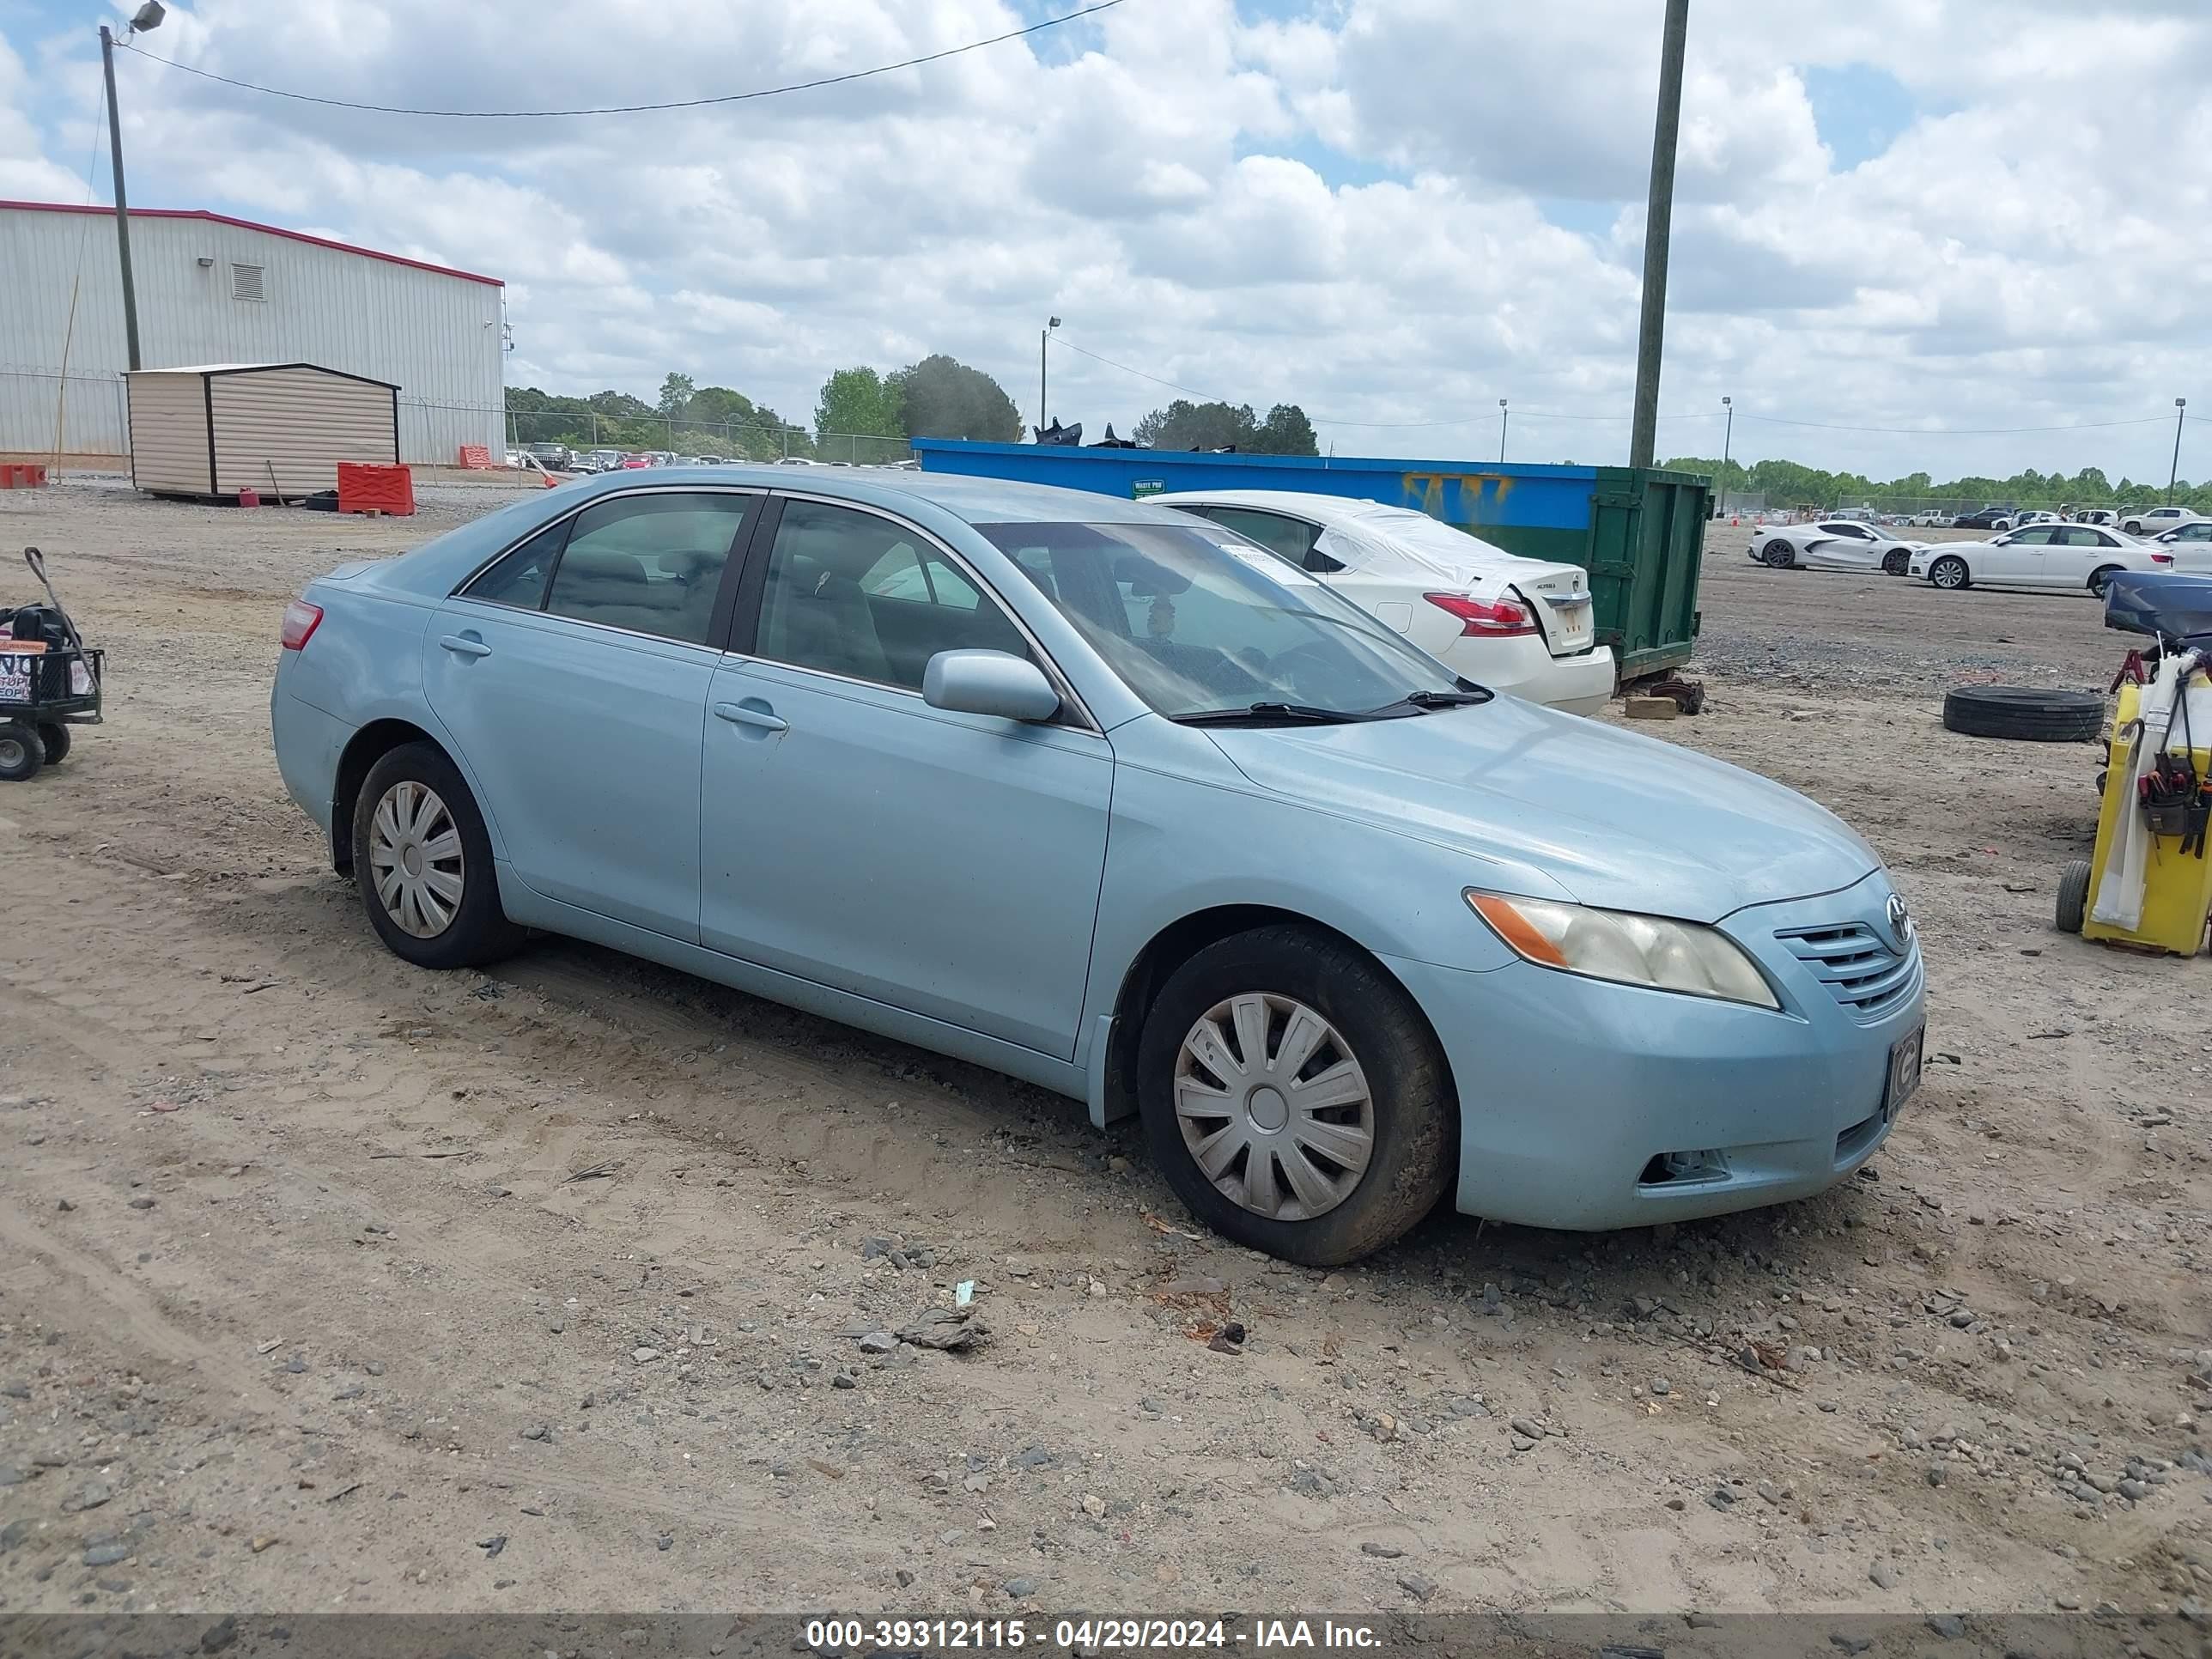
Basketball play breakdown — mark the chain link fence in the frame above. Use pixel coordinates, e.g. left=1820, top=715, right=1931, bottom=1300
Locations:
left=502, top=408, right=913, bottom=466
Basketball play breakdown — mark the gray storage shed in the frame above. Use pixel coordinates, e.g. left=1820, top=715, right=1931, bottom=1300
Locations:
left=126, top=362, right=400, bottom=499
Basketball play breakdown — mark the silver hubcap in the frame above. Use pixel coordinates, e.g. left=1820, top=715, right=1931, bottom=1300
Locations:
left=368, top=780, right=465, bottom=939
left=1174, top=993, right=1375, bottom=1222
left=0, top=735, right=24, bottom=769
left=1935, top=562, right=1963, bottom=587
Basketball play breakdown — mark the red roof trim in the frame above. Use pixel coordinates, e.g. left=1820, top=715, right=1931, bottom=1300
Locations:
left=0, top=200, right=504, bottom=288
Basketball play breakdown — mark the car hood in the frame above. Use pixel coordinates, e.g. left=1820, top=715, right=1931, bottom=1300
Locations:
left=1202, top=697, right=1879, bottom=923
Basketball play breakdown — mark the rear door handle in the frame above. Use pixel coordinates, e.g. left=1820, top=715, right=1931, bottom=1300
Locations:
left=439, top=635, right=492, bottom=659
left=714, top=700, right=787, bottom=732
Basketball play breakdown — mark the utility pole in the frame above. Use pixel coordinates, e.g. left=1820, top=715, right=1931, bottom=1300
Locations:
left=100, top=25, right=142, bottom=371
left=1039, top=317, right=1060, bottom=435
left=1719, top=394, right=1733, bottom=501
left=2170, top=398, right=2188, bottom=504
left=1498, top=398, right=1509, bottom=465
left=1628, top=0, right=1690, bottom=472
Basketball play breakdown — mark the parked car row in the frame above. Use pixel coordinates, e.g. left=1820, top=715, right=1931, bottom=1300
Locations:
left=272, top=464, right=1921, bottom=1264
left=1907, top=521, right=2207, bottom=593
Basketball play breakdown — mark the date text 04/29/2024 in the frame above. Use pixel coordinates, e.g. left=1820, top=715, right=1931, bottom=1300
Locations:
left=801, top=1620, right=1382, bottom=1650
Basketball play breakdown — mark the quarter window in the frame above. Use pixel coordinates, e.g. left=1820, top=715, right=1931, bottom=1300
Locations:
left=541, top=494, right=750, bottom=644
left=750, top=499, right=1030, bottom=691
left=464, top=521, right=567, bottom=609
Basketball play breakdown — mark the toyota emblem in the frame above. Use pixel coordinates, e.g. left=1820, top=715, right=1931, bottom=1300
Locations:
left=1885, top=893, right=1913, bottom=948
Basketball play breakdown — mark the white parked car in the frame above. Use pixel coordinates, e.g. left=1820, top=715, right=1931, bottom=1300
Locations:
left=2120, top=504, right=2210, bottom=537
left=1747, top=519, right=1923, bottom=575
left=1148, top=490, right=1616, bottom=715
left=1905, top=509, right=1949, bottom=528
left=2150, top=521, right=2212, bottom=571
left=2073, top=509, right=2117, bottom=527
left=1906, top=522, right=2178, bottom=593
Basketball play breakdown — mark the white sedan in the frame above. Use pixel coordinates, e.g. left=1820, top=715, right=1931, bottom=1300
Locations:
left=1747, top=519, right=1923, bottom=574
left=1147, top=489, right=1616, bottom=715
left=1907, top=522, right=2179, bottom=593
left=2149, top=520, right=2212, bottom=571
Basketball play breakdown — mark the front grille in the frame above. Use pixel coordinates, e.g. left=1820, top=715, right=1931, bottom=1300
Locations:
left=1776, top=921, right=1918, bottom=1019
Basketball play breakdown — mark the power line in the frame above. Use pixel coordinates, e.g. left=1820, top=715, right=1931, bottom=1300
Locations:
left=116, top=0, right=1127, bottom=119
left=1052, top=339, right=2186, bottom=439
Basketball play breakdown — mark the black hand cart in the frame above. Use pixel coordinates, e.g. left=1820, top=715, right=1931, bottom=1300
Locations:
left=1, top=547, right=104, bottom=783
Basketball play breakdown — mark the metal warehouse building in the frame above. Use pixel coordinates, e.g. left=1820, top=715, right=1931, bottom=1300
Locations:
left=0, top=200, right=504, bottom=465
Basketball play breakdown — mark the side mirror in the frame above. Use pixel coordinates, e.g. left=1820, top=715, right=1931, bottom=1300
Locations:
left=922, top=649, right=1060, bottom=723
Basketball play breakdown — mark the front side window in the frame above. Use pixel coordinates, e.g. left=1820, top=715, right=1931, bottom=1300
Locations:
left=542, top=493, right=751, bottom=644
left=751, top=499, right=1030, bottom=690
left=2004, top=526, right=2056, bottom=545
left=975, top=520, right=1463, bottom=720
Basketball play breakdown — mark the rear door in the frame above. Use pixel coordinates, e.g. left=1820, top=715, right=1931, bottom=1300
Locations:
left=426, top=488, right=758, bottom=940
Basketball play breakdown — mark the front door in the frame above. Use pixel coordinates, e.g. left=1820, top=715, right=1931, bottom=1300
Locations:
left=698, top=495, right=1112, bottom=1059
left=425, top=489, right=758, bottom=940
left=1981, top=526, right=2052, bottom=585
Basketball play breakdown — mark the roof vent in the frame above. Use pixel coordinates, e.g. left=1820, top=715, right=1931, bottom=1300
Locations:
left=231, top=262, right=265, bottom=302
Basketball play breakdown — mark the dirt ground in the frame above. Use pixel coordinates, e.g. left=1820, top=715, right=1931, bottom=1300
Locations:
left=1, top=480, right=2208, bottom=1625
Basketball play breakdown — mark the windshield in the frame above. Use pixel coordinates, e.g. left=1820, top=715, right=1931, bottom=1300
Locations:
left=975, top=520, right=1467, bottom=720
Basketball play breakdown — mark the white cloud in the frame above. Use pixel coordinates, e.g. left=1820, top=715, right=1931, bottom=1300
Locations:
left=3, top=0, right=2209, bottom=481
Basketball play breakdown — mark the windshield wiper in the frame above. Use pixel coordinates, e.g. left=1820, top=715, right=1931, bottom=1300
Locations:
left=1394, top=687, right=1493, bottom=710
left=1173, top=702, right=1370, bottom=726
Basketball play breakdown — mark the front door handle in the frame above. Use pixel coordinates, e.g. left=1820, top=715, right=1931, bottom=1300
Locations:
left=714, top=700, right=787, bottom=732
left=439, top=634, right=493, bottom=659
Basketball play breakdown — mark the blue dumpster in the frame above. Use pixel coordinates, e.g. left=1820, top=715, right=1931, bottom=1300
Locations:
left=912, top=440, right=1709, bottom=678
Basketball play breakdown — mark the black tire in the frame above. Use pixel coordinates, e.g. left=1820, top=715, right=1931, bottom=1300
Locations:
left=35, top=722, right=70, bottom=765
left=1929, top=555, right=1971, bottom=591
left=2056, top=860, right=2092, bottom=934
left=1760, top=540, right=1796, bottom=568
left=351, top=741, right=522, bottom=969
left=1942, top=685, right=2106, bottom=742
left=2087, top=565, right=2121, bottom=598
left=2121, top=521, right=2143, bottom=537
left=1136, top=925, right=1454, bottom=1266
left=1882, top=548, right=1910, bottom=576
left=0, top=722, right=42, bottom=782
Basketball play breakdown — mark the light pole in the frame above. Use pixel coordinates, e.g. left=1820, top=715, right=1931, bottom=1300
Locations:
left=1039, top=316, right=1060, bottom=435
left=98, top=2, right=166, bottom=373
left=1629, top=0, right=1690, bottom=471
left=1719, top=394, right=1733, bottom=494
left=2170, top=397, right=2188, bottom=504
left=1498, top=398, right=1509, bottom=465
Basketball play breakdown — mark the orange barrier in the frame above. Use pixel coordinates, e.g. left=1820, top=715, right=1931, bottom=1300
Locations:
left=0, top=463, right=50, bottom=488
left=457, top=445, right=493, bottom=469
left=337, top=461, right=416, bottom=517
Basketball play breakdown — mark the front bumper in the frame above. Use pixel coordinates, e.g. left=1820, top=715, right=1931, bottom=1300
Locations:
left=1383, top=872, right=1924, bottom=1231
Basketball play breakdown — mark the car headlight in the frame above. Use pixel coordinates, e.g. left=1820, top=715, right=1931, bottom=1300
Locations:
left=1465, top=890, right=1780, bottom=1009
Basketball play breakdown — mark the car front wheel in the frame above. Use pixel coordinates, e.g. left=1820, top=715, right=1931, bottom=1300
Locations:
left=1137, top=926, right=1453, bottom=1266
left=1929, top=556, right=1970, bottom=590
left=352, top=742, right=522, bottom=969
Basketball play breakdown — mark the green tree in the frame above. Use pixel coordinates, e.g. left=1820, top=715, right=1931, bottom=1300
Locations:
left=816, top=367, right=905, bottom=443
left=890, top=355, right=1022, bottom=442
left=1254, top=404, right=1320, bottom=456
left=1132, top=399, right=1260, bottom=451
left=658, top=373, right=696, bottom=418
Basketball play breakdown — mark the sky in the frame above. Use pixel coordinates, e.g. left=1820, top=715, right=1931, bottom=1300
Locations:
left=3, top=0, right=2209, bottom=483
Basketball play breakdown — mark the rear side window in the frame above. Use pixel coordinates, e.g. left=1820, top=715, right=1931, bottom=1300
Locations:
left=465, top=521, right=567, bottom=608
left=543, top=494, right=753, bottom=645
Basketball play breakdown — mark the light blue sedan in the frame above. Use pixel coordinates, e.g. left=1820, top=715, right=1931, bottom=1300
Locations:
left=271, top=467, right=1923, bottom=1263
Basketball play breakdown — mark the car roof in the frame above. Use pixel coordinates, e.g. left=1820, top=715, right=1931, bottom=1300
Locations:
left=584, top=464, right=1204, bottom=527
left=1147, top=489, right=1396, bottom=523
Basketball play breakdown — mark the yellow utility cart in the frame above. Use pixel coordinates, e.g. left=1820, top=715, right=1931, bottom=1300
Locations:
left=2058, top=674, right=2212, bottom=956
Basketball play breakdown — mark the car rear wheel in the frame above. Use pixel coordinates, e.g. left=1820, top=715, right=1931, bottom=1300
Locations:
left=1760, top=540, right=1796, bottom=568
left=2087, top=564, right=2121, bottom=598
left=352, top=742, right=522, bottom=969
left=1136, top=926, right=1453, bottom=1266
left=1929, top=556, right=1970, bottom=590
left=1882, top=549, right=1910, bottom=576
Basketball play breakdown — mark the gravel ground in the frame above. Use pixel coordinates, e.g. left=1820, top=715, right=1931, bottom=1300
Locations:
left=0, top=480, right=2208, bottom=1627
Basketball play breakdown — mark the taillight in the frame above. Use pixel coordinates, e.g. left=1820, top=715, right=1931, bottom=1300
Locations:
left=2152, top=553, right=2174, bottom=565
left=281, top=599, right=324, bottom=650
left=1424, top=592, right=1538, bottom=636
